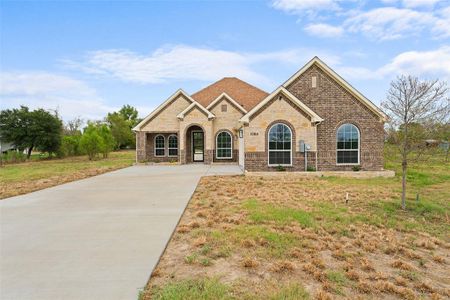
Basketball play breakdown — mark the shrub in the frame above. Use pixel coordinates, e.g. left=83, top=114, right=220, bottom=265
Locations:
left=307, top=165, right=316, bottom=171
left=97, top=124, right=115, bottom=158
left=276, top=165, right=286, bottom=172
left=1, top=150, right=27, bottom=163
left=79, top=123, right=116, bottom=160
left=60, top=135, right=82, bottom=157
left=79, top=129, right=104, bottom=160
left=352, top=165, right=361, bottom=171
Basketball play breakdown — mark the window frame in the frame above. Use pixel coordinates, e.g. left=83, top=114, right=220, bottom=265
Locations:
left=336, top=123, right=360, bottom=165
left=216, top=130, right=233, bottom=159
left=168, top=134, right=178, bottom=157
left=154, top=134, right=165, bottom=157
left=267, top=123, right=293, bottom=167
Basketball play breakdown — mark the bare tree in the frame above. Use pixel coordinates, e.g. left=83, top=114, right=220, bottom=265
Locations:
left=382, top=75, right=449, bottom=210
left=64, top=117, right=84, bottom=136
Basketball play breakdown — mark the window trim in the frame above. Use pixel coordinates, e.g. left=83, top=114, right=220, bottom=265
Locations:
left=336, top=123, right=360, bottom=165
left=168, top=134, right=178, bottom=157
left=154, top=134, right=165, bottom=157
left=215, top=130, right=233, bottom=159
left=267, top=123, right=293, bottom=167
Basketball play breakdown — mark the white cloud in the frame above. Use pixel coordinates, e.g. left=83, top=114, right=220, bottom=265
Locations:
left=336, top=46, right=450, bottom=81
left=63, top=46, right=267, bottom=84
left=273, top=0, right=450, bottom=41
left=381, top=0, right=444, bottom=7
left=379, top=46, right=450, bottom=79
left=304, top=23, right=344, bottom=37
left=335, top=66, right=382, bottom=80
left=401, top=0, right=444, bottom=8
left=432, top=6, right=450, bottom=38
left=0, top=71, right=115, bottom=121
left=62, top=45, right=340, bottom=86
left=344, top=7, right=436, bottom=40
left=271, top=0, right=340, bottom=14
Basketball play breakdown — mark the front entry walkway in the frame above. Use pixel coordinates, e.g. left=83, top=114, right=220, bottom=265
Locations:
left=0, top=165, right=242, bottom=300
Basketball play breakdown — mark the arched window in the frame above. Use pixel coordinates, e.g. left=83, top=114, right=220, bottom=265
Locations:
left=216, top=131, right=232, bottom=159
left=336, top=124, right=360, bottom=164
left=268, top=123, right=292, bottom=166
left=154, top=135, right=165, bottom=157
left=168, top=135, right=178, bottom=157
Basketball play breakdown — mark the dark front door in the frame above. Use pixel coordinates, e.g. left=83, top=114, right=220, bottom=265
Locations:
left=192, top=131, right=204, bottom=162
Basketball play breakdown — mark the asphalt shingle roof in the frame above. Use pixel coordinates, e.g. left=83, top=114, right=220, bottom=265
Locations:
left=191, top=77, right=269, bottom=111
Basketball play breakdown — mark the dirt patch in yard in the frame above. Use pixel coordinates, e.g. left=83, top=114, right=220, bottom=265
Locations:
left=142, top=175, right=449, bottom=299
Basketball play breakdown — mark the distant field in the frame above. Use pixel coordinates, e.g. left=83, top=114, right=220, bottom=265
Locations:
left=142, top=148, right=449, bottom=300
left=0, top=151, right=135, bottom=199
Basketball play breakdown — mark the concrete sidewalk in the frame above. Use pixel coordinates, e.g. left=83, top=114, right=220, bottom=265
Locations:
left=0, top=164, right=242, bottom=300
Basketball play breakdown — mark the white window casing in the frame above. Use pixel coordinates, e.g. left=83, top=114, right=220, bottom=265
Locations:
left=168, top=134, right=178, bottom=157
left=268, top=123, right=292, bottom=166
left=216, top=131, right=233, bottom=159
left=154, top=135, right=165, bottom=157
left=336, top=124, right=360, bottom=165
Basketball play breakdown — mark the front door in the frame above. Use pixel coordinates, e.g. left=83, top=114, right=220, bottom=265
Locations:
left=192, top=131, right=204, bottom=162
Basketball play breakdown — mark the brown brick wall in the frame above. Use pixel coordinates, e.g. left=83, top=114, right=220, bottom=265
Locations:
left=285, top=65, right=384, bottom=171
left=145, top=132, right=179, bottom=163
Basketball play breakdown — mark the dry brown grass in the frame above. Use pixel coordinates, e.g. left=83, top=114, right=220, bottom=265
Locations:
left=271, top=260, right=295, bottom=273
left=391, top=259, right=415, bottom=271
left=143, top=174, right=450, bottom=299
left=241, top=257, right=259, bottom=268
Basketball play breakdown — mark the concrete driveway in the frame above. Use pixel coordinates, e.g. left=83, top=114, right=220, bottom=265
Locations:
left=0, top=164, right=242, bottom=300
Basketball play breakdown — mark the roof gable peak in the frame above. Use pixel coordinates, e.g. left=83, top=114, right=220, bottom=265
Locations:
left=282, top=57, right=387, bottom=121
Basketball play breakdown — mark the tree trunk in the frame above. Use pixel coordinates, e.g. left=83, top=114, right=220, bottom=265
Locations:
left=27, top=146, right=34, bottom=159
left=401, top=159, right=407, bottom=210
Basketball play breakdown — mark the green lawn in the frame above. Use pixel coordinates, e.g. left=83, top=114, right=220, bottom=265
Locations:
left=0, top=151, right=135, bottom=199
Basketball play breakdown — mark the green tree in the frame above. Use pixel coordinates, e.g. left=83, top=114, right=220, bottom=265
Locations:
left=32, top=109, right=63, bottom=157
left=0, top=106, right=63, bottom=158
left=79, top=124, right=104, bottom=160
left=119, top=104, right=139, bottom=127
left=433, top=122, right=450, bottom=161
left=106, top=112, right=135, bottom=149
left=98, top=124, right=115, bottom=158
left=60, top=135, right=82, bottom=157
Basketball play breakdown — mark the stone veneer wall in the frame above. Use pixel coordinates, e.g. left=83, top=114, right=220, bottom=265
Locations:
left=285, top=65, right=384, bottom=171
left=136, top=131, right=146, bottom=162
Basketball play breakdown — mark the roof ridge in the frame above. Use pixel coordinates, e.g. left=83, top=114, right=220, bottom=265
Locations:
left=191, top=77, right=268, bottom=98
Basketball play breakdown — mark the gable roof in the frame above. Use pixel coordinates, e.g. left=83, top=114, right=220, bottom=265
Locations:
left=191, top=77, right=268, bottom=111
left=133, top=89, right=210, bottom=131
left=240, top=86, right=323, bottom=124
left=177, top=102, right=215, bottom=120
left=282, top=56, right=387, bottom=121
left=206, top=92, right=248, bottom=114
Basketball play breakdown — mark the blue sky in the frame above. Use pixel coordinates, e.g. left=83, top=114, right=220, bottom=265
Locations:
left=1, top=0, right=449, bottom=121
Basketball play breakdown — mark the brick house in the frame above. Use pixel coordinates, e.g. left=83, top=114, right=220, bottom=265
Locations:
left=133, top=57, right=387, bottom=171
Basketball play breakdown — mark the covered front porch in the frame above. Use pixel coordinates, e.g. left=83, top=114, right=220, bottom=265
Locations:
left=135, top=124, right=244, bottom=166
